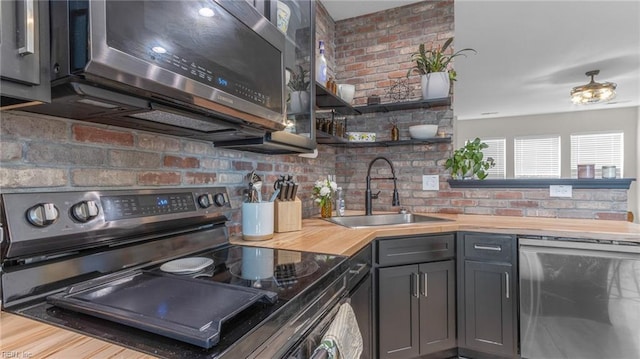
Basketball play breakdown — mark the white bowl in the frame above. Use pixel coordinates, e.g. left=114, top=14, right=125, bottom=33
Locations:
left=409, top=125, right=438, bottom=139
left=337, top=84, right=355, bottom=104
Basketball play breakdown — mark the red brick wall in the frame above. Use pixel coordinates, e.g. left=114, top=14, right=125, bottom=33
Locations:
left=0, top=111, right=339, bottom=233
left=334, top=1, right=454, bottom=105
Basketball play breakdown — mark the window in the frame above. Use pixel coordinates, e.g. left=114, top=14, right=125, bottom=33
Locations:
left=514, top=136, right=561, bottom=178
left=482, top=138, right=506, bottom=178
left=570, top=132, right=623, bottom=178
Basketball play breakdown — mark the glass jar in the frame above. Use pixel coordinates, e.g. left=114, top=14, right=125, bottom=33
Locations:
left=602, top=166, right=617, bottom=179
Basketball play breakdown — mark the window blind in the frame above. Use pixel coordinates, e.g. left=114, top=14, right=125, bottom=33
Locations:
left=482, top=138, right=506, bottom=178
left=514, top=136, right=561, bottom=178
left=570, top=132, right=623, bottom=177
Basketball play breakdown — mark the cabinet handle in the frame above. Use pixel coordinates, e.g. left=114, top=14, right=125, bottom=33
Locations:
left=18, top=0, right=36, bottom=55
left=412, top=273, right=419, bottom=298
left=505, top=272, right=510, bottom=299
left=474, top=244, right=502, bottom=252
left=421, top=272, right=428, bottom=297
left=348, top=263, right=368, bottom=276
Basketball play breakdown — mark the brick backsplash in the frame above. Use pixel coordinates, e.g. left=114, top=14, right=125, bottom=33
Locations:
left=0, top=111, right=339, bottom=234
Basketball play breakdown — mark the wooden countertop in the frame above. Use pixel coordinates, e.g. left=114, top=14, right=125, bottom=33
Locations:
left=3, top=213, right=640, bottom=357
left=0, top=311, right=156, bottom=358
left=231, top=212, right=640, bottom=256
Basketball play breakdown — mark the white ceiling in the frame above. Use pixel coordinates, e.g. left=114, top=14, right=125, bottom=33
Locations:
left=320, top=0, right=640, bottom=121
left=320, top=0, right=423, bottom=21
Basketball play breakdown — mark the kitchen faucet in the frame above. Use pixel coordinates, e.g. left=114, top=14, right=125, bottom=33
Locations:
left=365, top=156, right=400, bottom=215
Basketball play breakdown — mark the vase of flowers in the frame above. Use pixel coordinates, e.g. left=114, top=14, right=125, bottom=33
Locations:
left=312, top=176, right=337, bottom=218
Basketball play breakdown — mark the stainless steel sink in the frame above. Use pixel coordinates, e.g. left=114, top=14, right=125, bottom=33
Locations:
left=325, top=213, right=451, bottom=228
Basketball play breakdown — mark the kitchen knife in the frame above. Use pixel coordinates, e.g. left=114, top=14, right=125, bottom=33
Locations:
left=285, top=182, right=295, bottom=200
left=279, top=183, right=288, bottom=201
left=290, top=183, right=299, bottom=200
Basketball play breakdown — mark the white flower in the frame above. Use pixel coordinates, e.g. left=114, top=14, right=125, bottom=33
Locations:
left=320, top=186, right=331, bottom=196
left=329, top=181, right=338, bottom=191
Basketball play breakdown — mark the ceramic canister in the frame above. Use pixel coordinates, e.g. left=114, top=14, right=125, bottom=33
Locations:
left=241, top=201, right=274, bottom=240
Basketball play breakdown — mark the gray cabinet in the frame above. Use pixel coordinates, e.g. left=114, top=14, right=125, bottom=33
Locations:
left=1, top=0, right=50, bottom=107
left=457, top=232, right=518, bottom=358
left=351, top=273, right=372, bottom=359
left=376, top=234, right=456, bottom=359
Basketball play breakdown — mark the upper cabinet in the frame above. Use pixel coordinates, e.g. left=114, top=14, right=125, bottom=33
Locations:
left=278, top=0, right=315, bottom=141
left=1, top=0, right=50, bottom=108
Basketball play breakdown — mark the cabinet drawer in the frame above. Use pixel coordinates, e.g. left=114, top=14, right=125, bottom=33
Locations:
left=377, top=234, right=454, bottom=266
left=463, top=233, right=514, bottom=262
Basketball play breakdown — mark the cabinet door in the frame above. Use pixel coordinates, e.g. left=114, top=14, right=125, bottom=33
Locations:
left=350, top=274, right=372, bottom=359
left=419, top=260, right=456, bottom=355
left=0, top=0, right=50, bottom=104
left=463, top=260, right=515, bottom=356
left=378, top=265, right=420, bottom=359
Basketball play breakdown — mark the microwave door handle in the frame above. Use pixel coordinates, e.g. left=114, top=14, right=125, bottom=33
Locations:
left=17, top=0, right=36, bottom=55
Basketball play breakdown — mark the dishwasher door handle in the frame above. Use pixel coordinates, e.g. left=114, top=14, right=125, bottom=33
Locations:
left=519, top=238, right=640, bottom=256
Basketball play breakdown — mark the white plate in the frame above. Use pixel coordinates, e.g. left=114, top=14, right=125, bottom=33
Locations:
left=160, top=257, right=214, bottom=274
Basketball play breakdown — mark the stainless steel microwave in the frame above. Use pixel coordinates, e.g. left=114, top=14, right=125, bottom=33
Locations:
left=24, top=0, right=315, bottom=153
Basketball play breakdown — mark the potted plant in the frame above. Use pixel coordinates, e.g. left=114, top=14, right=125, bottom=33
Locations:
left=287, top=64, right=310, bottom=114
left=445, top=137, right=495, bottom=180
left=406, top=37, right=476, bottom=100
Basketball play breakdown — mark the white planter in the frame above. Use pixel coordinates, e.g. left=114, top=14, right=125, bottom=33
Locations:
left=289, top=91, right=309, bottom=114
left=421, top=72, right=450, bottom=99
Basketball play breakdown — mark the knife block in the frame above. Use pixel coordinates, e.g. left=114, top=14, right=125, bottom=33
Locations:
left=274, top=197, right=302, bottom=233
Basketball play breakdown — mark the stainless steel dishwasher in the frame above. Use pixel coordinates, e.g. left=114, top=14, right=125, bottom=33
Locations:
left=519, top=237, right=640, bottom=359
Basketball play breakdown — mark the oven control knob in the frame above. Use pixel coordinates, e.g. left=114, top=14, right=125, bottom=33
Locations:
left=26, top=203, right=59, bottom=227
left=213, top=193, right=228, bottom=207
left=71, top=200, right=100, bottom=223
left=198, top=194, right=214, bottom=208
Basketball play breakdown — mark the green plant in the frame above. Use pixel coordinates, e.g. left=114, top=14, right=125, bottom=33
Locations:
left=444, top=137, right=495, bottom=180
left=406, top=37, right=476, bottom=81
left=288, top=65, right=310, bottom=92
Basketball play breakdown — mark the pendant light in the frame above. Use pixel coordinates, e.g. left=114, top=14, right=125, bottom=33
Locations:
left=570, top=70, right=616, bottom=104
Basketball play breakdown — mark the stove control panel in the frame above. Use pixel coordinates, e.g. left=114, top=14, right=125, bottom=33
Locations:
left=101, top=192, right=197, bottom=221
left=0, top=187, right=231, bottom=259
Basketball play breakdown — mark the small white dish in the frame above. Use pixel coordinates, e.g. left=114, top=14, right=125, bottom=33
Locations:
left=160, top=257, right=214, bottom=274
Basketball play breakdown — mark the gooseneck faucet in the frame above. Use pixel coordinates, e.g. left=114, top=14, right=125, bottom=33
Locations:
left=365, top=156, right=400, bottom=215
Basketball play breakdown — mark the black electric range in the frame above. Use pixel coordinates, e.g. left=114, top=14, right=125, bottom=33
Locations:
left=0, top=187, right=348, bottom=359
